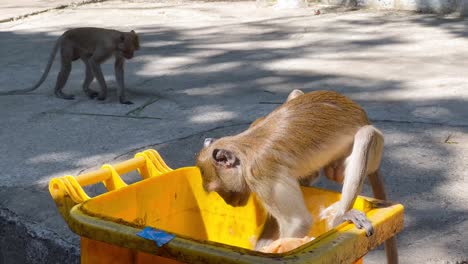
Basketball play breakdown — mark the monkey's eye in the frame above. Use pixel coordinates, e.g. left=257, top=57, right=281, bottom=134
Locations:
left=120, top=35, right=125, bottom=42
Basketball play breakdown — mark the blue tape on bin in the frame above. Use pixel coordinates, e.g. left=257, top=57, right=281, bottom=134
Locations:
left=137, top=227, right=175, bottom=247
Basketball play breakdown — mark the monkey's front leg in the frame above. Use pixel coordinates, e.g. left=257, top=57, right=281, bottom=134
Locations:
left=255, top=176, right=312, bottom=251
left=114, top=57, right=133, bottom=104
left=255, top=216, right=279, bottom=250
left=256, top=177, right=313, bottom=253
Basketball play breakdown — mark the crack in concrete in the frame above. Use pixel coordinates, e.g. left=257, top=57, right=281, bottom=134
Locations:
left=0, top=0, right=108, bottom=23
left=372, top=118, right=468, bottom=128
left=45, top=110, right=163, bottom=120
left=111, top=122, right=251, bottom=161
left=125, top=96, right=160, bottom=116
left=262, top=90, right=276, bottom=95
left=45, top=109, right=467, bottom=128
left=76, top=166, right=94, bottom=176
left=259, top=101, right=282, bottom=105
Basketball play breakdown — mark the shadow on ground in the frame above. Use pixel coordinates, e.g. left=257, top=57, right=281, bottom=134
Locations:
left=0, top=9, right=467, bottom=262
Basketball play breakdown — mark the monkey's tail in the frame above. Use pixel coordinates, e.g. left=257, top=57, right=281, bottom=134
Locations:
left=0, top=36, right=62, bottom=96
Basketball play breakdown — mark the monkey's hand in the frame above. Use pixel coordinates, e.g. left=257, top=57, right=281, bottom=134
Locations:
left=320, top=203, right=374, bottom=237
left=261, top=236, right=314, bottom=253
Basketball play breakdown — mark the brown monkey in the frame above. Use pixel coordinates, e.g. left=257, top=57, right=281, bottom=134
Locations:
left=250, top=89, right=320, bottom=187
left=0, top=27, right=140, bottom=104
left=257, top=89, right=397, bottom=262
left=196, top=90, right=398, bottom=263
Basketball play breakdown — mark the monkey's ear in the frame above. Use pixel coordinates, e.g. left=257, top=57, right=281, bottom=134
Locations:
left=213, top=149, right=239, bottom=168
left=131, top=30, right=136, bottom=34
left=204, top=138, right=215, bottom=147
left=286, top=89, right=304, bottom=102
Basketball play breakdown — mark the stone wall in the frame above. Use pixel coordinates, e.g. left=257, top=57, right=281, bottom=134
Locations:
left=321, top=0, right=468, bottom=14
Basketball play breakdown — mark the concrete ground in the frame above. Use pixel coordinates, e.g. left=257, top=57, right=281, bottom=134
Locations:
left=0, top=0, right=106, bottom=23
left=0, top=1, right=467, bottom=263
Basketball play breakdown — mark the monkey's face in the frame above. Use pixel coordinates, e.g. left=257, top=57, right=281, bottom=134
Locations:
left=196, top=138, right=251, bottom=207
left=118, top=31, right=140, bottom=59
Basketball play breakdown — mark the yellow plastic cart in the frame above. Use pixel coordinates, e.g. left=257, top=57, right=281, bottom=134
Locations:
left=49, top=149, right=404, bottom=264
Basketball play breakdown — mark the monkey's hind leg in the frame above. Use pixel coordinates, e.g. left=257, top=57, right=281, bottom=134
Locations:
left=54, top=45, right=75, bottom=100
left=89, top=51, right=109, bottom=101
left=335, top=128, right=399, bottom=264
left=369, top=171, right=399, bottom=264
left=81, top=58, right=98, bottom=99
left=332, top=125, right=384, bottom=235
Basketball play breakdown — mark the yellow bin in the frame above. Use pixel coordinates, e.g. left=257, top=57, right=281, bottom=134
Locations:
left=49, top=149, right=404, bottom=264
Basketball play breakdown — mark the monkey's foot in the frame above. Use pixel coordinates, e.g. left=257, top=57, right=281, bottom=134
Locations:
left=86, top=90, right=99, bottom=99
left=55, top=91, right=75, bottom=100
left=119, top=97, right=133, bottom=104
left=342, top=209, right=374, bottom=237
left=260, top=236, right=314, bottom=253
left=97, top=96, right=106, bottom=101
left=320, top=204, right=374, bottom=237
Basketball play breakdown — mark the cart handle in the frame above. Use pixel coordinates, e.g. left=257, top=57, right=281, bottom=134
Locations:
left=49, top=149, right=172, bottom=205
